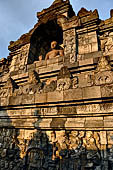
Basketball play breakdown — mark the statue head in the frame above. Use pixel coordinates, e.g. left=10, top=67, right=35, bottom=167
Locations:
left=51, top=41, right=57, bottom=49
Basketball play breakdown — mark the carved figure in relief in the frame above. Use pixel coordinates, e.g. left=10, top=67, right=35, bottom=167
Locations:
left=105, top=37, right=113, bottom=53
left=69, top=131, right=79, bottom=150
left=45, top=41, right=64, bottom=60
left=83, top=131, right=97, bottom=150
left=96, top=56, right=111, bottom=72
left=83, top=131, right=101, bottom=165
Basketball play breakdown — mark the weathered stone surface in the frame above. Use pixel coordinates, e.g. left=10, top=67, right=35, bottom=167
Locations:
left=83, top=86, right=101, bottom=99
left=47, top=90, right=63, bottom=102
left=1, top=1, right=113, bottom=170
left=64, top=88, right=83, bottom=101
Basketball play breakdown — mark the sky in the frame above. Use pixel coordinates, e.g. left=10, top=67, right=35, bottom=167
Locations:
left=0, top=0, right=113, bottom=59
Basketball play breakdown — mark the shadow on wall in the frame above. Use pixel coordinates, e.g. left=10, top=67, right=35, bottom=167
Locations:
left=0, top=110, right=23, bottom=170
left=0, top=110, right=113, bottom=170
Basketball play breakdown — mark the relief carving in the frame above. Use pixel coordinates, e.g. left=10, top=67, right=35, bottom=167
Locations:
left=100, top=31, right=113, bottom=55
left=57, top=78, right=71, bottom=91
left=85, top=73, right=94, bottom=86
left=95, top=71, right=113, bottom=85
left=0, top=77, right=18, bottom=97
left=96, top=56, right=111, bottom=72
left=77, top=104, right=101, bottom=113
left=28, top=70, right=40, bottom=85
left=57, top=66, right=72, bottom=91
left=95, top=56, right=113, bottom=85
left=43, top=80, right=57, bottom=92
left=13, top=71, right=43, bottom=96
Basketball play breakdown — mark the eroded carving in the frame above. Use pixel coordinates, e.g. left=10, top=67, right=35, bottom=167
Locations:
left=57, top=78, right=71, bottom=91
left=72, top=76, right=78, bottom=88
left=95, top=56, right=113, bottom=85
left=45, top=41, right=64, bottom=60
left=43, top=80, right=57, bottom=93
left=96, top=56, right=111, bottom=72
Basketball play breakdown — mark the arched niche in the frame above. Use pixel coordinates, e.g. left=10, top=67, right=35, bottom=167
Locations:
left=28, top=19, right=63, bottom=64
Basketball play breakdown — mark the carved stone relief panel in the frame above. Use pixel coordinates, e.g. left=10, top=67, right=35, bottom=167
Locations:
left=94, top=56, right=113, bottom=85
left=78, top=73, right=94, bottom=88
left=0, top=77, right=18, bottom=97
left=100, top=31, right=113, bottom=55
left=95, top=71, right=113, bottom=85
left=77, top=104, right=101, bottom=113
left=78, top=31, right=98, bottom=55
left=57, top=78, right=71, bottom=91
left=57, top=66, right=72, bottom=91
left=9, top=44, right=30, bottom=73
left=63, top=29, right=76, bottom=63
left=43, top=80, right=57, bottom=92
left=101, top=85, right=113, bottom=98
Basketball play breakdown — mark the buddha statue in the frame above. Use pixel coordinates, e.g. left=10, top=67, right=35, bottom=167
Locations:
left=45, top=41, right=64, bottom=60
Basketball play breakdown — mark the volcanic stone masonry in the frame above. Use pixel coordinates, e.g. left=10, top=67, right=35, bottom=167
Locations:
left=1, top=0, right=113, bottom=169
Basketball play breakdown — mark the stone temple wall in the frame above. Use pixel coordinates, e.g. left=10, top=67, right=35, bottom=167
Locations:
left=1, top=0, right=113, bottom=169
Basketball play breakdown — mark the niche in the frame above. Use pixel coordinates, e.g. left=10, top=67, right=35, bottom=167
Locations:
left=28, top=19, right=63, bottom=64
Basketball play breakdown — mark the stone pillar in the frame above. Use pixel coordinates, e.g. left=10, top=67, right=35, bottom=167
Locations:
left=63, top=28, right=76, bottom=64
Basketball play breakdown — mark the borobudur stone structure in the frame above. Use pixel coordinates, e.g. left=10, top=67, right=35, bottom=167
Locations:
left=1, top=0, right=113, bottom=169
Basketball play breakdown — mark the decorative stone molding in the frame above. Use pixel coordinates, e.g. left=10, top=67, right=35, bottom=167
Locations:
left=96, top=56, right=111, bottom=72
left=57, top=77, right=71, bottom=91
left=95, top=71, right=113, bottom=85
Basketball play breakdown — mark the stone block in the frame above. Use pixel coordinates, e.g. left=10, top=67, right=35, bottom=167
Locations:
left=83, top=86, right=101, bottom=99
left=22, top=94, right=34, bottom=104
left=47, top=57, right=59, bottom=65
left=101, top=85, right=113, bottom=97
left=35, top=93, right=47, bottom=103
left=85, top=120, right=104, bottom=128
left=38, top=66, right=54, bottom=74
left=65, top=118, right=85, bottom=128
left=35, top=118, right=52, bottom=128
left=18, top=72, right=28, bottom=79
left=78, top=46, right=84, bottom=54
left=63, top=88, right=83, bottom=101
left=47, top=91, right=63, bottom=102
left=91, top=42, right=98, bottom=52
left=79, top=58, right=94, bottom=66
left=86, top=117, right=103, bottom=121
left=104, top=116, right=113, bottom=120
left=35, top=60, right=47, bottom=68
left=107, top=131, right=113, bottom=145
left=50, top=118, right=67, bottom=128
left=100, top=131, right=107, bottom=145
left=27, top=63, right=36, bottom=71
left=58, top=56, right=63, bottom=63
left=41, top=107, right=57, bottom=115
left=104, top=120, right=113, bottom=128
left=0, top=98, right=8, bottom=106
left=8, top=96, right=22, bottom=105
left=58, top=106, right=77, bottom=115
